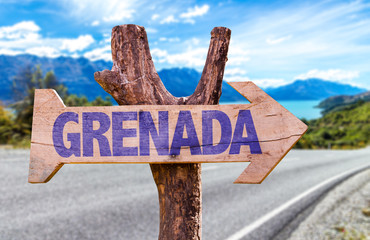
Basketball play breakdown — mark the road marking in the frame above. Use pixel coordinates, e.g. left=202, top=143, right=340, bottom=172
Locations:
left=225, top=163, right=370, bottom=240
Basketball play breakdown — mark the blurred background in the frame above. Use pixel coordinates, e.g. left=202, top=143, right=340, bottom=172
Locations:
left=0, top=1, right=369, bottom=240
left=0, top=0, right=369, bottom=148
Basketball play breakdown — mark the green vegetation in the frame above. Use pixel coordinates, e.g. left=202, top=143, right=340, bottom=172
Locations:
left=296, top=101, right=370, bottom=149
left=0, top=65, right=112, bottom=147
left=1, top=65, right=368, bottom=150
left=317, top=91, right=370, bottom=115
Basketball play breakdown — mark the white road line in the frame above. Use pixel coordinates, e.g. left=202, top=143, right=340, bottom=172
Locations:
left=225, top=163, right=370, bottom=240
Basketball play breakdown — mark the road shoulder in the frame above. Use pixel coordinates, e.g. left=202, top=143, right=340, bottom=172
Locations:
left=287, top=168, right=370, bottom=240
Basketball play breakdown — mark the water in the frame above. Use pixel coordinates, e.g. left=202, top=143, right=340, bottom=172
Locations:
left=221, top=100, right=322, bottom=120
left=278, top=100, right=322, bottom=120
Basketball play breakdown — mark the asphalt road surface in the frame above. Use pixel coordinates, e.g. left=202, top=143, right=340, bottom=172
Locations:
left=1, top=148, right=369, bottom=240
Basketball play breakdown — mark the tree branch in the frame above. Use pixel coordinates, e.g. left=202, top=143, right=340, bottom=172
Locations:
left=95, top=24, right=231, bottom=106
left=94, top=24, right=179, bottom=105
left=186, top=27, right=231, bottom=105
left=94, top=24, right=231, bottom=240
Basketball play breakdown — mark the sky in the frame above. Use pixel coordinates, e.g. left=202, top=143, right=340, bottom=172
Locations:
left=0, top=0, right=369, bottom=89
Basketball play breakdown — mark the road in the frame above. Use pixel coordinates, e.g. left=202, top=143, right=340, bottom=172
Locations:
left=0, top=148, right=369, bottom=240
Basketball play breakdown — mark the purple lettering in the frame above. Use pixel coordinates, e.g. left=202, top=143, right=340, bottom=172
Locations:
left=112, top=112, right=138, bottom=156
left=170, top=111, right=201, bottom=155
left=139, top=111, right=169, bottom=156
left=83, top=112, right=112, bottom=157
left=202, top=110, right=232, bottom=155
left=53, top=112, right=80, bottom=157
left=229, top=110, right=262, bottom=154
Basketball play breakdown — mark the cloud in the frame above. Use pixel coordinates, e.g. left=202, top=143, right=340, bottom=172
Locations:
left=223, top=75, right=287, bottom=88
left=160, top=15, right=178, bottom=24
left=251, top=78, right=288, bottom=88
left=150, top=36, right=208, bottom=68
left=179, top=4, right=209, bottom=24
left=103, top=11, right=135, bottom=22
left=224, top=75, right=251, bottom=83
left=0, top=21, right=40, bottom=40
left=295, top=69, right=359, bottom=82
left=60, top=0, right=136, bottom=23
left=227, top=0, right=370, bottom=89
left=183, top=19, right=195, bottom=24
left=0, top=21, right=96, bottom=58
left=224, top=67, right=287, bottom=88
left=151, top=47, right=208, bottom=68
left=154, top=4, right=210, bottom=25
left=224, top=67, right=247, bottom=76
left=159, top=37, right=180, bottom=42
left=180, top=4, right=209, bottom=19
left=187, top=37, right=200, bottom=45
left=227, top=41, right=251, bottom=66
left=145, top=27, right=158, bottom=33
left=151, top=14, right=160, bottom=21
left=266, top=35, right=292, bottom=45
left=26, top=46, right=60, bottom=58
left=0, top=48, right=23, bottom=56
left=61, top=35, right=94, bottom=52
left=91, top=20, right=100, bottom=26
left=83, top=45, right=111, bottom=62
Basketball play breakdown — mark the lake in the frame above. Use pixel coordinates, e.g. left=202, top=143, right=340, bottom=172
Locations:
left=220, top=100, right=322, bottom=120
left=6, top=100, right=321, bottom=120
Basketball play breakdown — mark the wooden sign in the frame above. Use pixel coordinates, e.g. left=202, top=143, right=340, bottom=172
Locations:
left=29, top=81, right=307, bottom=184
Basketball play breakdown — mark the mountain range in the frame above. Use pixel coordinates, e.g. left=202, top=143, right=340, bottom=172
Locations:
left=0, top=54, right=367, bottom=104
left=265, top=78, right=366, bottom=100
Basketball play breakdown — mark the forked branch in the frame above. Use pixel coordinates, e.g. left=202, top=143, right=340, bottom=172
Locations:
left=94, top=24, right=231, bottom=240
left=94, top=24, right=231, bottom=105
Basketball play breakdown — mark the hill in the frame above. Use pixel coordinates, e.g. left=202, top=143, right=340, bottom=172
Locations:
left=296, top=101, right=370, bottom=149
left=317, top=91, right=370, bottom=114
left=265, top=78, right=366, bottom=100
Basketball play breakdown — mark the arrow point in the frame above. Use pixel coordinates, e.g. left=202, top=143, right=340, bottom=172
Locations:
left=228, top=81, right=308, bottom=184
left=234, top=128, right=306, bottom=184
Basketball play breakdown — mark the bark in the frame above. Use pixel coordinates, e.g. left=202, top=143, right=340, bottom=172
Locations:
left=94, top=24, right=231, bottom=240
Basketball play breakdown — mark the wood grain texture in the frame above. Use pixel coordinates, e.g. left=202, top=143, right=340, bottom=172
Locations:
left=29, top=82, right=307, bottom=183
left=29, top=24, right=307, bottom=240
left=94, top=24, right=231, bottom=240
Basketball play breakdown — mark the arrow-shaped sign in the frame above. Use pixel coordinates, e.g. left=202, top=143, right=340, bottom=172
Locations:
left=29, top=81, right=307, bottom=184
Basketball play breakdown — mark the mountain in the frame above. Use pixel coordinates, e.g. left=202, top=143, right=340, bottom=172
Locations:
left=0, top=54, right=112, bottom=103
left=0, top=54, right=367, bottom=104
left=157, top=68, right=247, bottom=102
left=265, top=78, right=367, bottom=100
left=0, top=54, right=246, bottom=104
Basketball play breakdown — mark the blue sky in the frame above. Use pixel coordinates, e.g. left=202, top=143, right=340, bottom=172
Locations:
left=0, top=0, right=370, bottom=89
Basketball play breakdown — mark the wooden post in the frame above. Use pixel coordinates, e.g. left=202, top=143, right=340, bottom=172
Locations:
left=94, top=24, right=231, bottom=240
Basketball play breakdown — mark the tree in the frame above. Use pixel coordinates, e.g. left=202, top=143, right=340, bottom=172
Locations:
left=0, top=103, right=14, bottom=144
left=64, top=94, right=112, bottom=107
left=4, top=65, right=113, bottom=147
left=11, top=65, right=68, bottom=135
